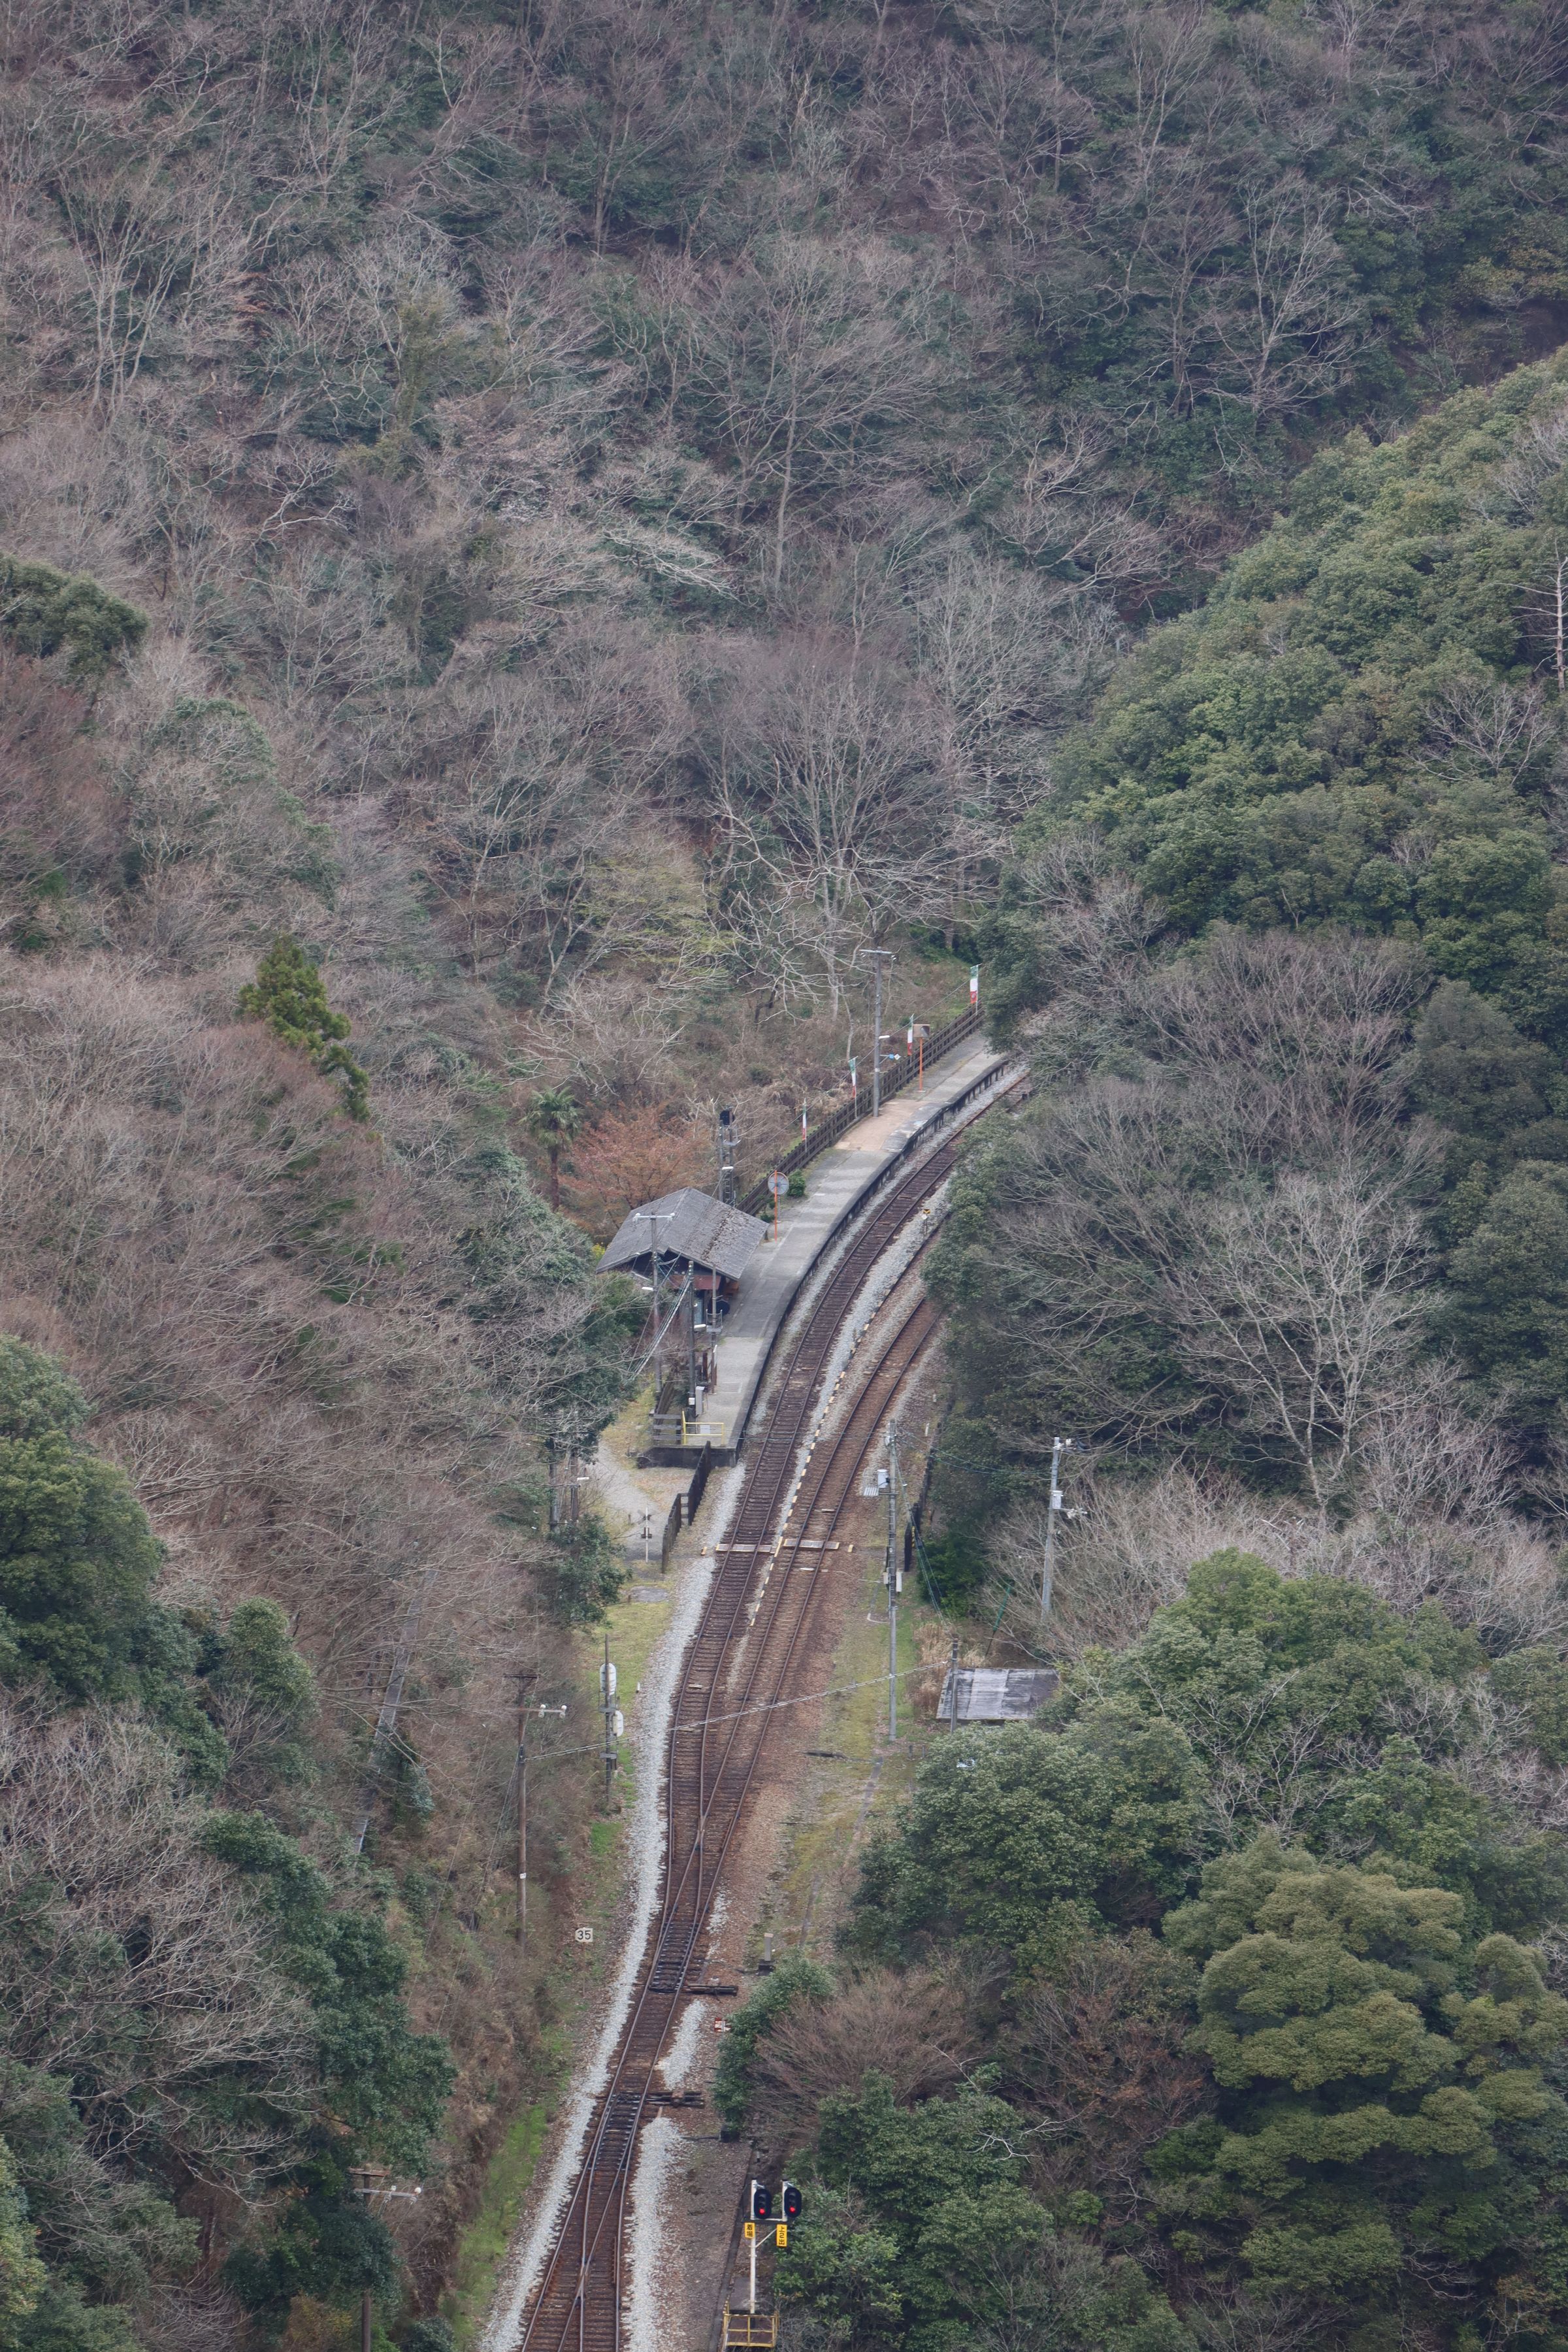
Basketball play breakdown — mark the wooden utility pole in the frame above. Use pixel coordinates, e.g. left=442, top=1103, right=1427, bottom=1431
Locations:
left=1040, top=1436, right=1071, bottom=1622
left=517, top=1667, right=536, bottom=1942
left=885, top=1424, right=900, bottom=1740
left=858, top=947, right=894, bottom=1115
left=601, top=1635, right=617, bottom=1810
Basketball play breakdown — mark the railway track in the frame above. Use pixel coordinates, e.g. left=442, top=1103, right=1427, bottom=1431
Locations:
left=514, top=1115, right=993, bottom=2352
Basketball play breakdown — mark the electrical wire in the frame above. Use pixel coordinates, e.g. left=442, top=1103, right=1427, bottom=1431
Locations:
left=676, top=1653, right=951, bottom=1735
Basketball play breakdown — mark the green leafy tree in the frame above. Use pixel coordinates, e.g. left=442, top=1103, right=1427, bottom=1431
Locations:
left=1405, top=983, right=1568, bottom=1236
left=1158, top=1840, right=1568, bottom=2334
left=238, top=935, right=369, bottom=1121
left=779, top=2072, right=1050, bottom=2351
left=1434, top=1162, right=1568, bottom=1438
left=0, top=2134, right=45, bottom=2341
left=0, top=1338, right=170, bottom=1697
left=847, top=1711, right=1199, bottom=1967
left=1065, top=1554, right=1566, bottom=1935
left=524, top=1087, right=583, bottom=1213
left=1492, top=1647, right=1568, bottom=1767
left=998, top=358, right=1568, bottom=1048
left=0, top=559, right=146, bottom=680
left=546, top=1515, right=628, bottom=1628
left=199, top=1809, right=453, bottom=2176
left=1, top=2281, right=140, bottom=2350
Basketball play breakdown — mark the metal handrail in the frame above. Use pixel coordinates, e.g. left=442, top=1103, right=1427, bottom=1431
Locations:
left=739, top=1003, right=983, bottom=1215
left=645, top=1411, right=727, bottom=1445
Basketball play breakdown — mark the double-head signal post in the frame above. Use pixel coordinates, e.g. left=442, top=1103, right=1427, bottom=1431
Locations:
left=728, top=2180, right=804, bottom=2345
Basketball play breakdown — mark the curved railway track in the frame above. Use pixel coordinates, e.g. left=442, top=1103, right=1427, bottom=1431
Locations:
left=515, top=1111, right=997, bottom=2352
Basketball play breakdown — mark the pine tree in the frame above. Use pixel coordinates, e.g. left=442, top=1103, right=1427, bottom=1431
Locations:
left=238, top=935, right=369, bottom=1120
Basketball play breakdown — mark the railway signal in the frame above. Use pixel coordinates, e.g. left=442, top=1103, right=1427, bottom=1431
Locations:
left=782, top=2181, right=803, bottom=2221
left=750, top=2180, right=773, bottom=2223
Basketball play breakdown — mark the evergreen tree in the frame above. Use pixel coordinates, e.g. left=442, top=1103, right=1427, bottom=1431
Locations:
left=1159, top=1840, right=1568, bottom=2326
left=238, top=936, right=369, bottom=1121
left=1435, top=1164, right=1568, bottom=1435
left=523, top=1087, right=583, bottom=1213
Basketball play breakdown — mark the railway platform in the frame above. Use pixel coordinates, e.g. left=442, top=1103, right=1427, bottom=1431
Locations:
left=672, top=1038, right=1003, bottom=1465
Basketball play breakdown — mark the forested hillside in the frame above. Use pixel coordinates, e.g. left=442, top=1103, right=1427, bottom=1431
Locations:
left=7, top=0, right=1568, bottom=2344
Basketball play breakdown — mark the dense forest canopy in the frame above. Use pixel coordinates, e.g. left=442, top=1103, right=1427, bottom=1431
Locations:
left=7, top=0, right=1568, bottom=2344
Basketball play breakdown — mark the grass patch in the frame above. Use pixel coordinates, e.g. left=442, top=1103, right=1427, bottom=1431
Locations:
left=760, top=1541, right=939, bottom=1963
left=446, top=2102, right=551, bottom=2349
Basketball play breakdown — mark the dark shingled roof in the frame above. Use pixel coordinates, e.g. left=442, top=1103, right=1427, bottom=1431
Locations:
left=601, top=1188, right=768, bottom=1282
left=936, top=1667, right=1060, bottom=1725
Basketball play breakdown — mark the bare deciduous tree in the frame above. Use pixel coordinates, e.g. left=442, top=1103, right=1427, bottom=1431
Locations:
left=0, top=1699, right=311, bottom=2186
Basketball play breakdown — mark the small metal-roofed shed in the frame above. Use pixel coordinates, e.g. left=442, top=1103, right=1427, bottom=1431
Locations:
left=600, top=1187, right=768, bottom=1292
left=937, top=1666, right=1060, bottom=1727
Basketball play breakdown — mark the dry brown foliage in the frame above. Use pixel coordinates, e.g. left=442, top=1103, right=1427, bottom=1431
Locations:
left=0, top=652, right=125, bottom=935
left=561, top=1102, right=713, bottom=1238
left=0, top=1696, right=312, bottom=2186
left=745, top=1965, right=981, bottom=2136
left=1004, top=1933, right=1205, bottom=2219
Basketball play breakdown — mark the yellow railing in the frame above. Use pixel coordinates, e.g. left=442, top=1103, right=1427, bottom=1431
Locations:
left=644, top=1412, right=727, bottom=1447
left=721, top=2311, right=778, bottom=2347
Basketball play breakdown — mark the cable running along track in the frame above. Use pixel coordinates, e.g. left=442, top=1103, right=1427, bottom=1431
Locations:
left=514, top=1121, right=986, bottom=2352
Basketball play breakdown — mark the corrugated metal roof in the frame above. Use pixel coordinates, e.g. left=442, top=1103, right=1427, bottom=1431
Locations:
left=936, top=1666, right=1060, bottom=1725
left=601, top=1188, right=768, bottom=1282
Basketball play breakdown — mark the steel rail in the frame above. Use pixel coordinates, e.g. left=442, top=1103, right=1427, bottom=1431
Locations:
left=519, top=1296, right=938, bottom=2351
left=515, top=1114, right=996, bottom=2350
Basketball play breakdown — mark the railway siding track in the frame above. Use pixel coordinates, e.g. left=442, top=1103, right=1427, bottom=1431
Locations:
left=510, top=1079, right=1021, bottom=2352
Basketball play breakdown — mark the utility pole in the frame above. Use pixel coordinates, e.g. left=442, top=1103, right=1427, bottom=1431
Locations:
left=601, top=1636, right=618, bottom=1810
left=885, top=1424, right=900, bottom=1740
left=947, top=1630, right=959, bottom=1733
left=519, top=1695, right=568, bottom=1946
left=858, top=947, right=894, bottom=1116
left=517, top=1665, right=536, bottom=1942
left=547, top=1434, right=559, bottom=1533
left=1040, top=1435, right=1072, bottom=1622
left=348, top=2168, right=420, bottom=2351
left=632, top=1208, right=673, bottom=1394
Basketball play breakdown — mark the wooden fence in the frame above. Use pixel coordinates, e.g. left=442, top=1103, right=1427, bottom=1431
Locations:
left=660, top=1443, right=715, bottom=1569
